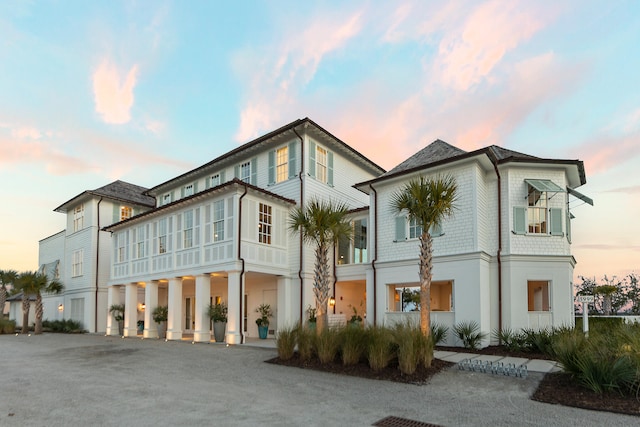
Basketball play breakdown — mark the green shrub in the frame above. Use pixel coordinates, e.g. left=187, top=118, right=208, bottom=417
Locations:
left=316, top=327, right=340, bottom=364
left=41, top=319, right=85, bottom=333
left=339, top=326, right=367, bottom=366
left=366, top=326, right=395, bottom=371
left=393, top=323, right=422, bottom=374
left=430, top=322, right=448, bottom=346
left=453, top=321, right=487, bottom=350
left=296, top=325, right=315, bottom=362
left=0, top=318, right=16, bottom=334
left=275, top=325, right=297, bottom=361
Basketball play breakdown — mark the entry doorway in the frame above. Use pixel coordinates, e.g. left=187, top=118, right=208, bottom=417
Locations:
left=185, top=296, right=195, bottom=332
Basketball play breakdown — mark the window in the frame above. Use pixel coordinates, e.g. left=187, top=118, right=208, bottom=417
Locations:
left=120, top=206, right=133, bottom=221
left=184, top=184, right=194, bottom=197
left=183, top=210, right=194, bottom=248
left=258, top=203, right=272, bottom=244
left=213, top=200, right=224, bottom=242
left=117, top=233, right=126, bottom=263
left=409, top=218, right=422, bottom=239
left=276, top=147, right=288, bottom=183
left=158, top=218, right=167, bottom=254
left=528, top=281, right=550, bottom=311
left=73, top=204, right=84, bottom=232
left=395, top=217, right=443, bottom=241
left=527, top=185, right=547, bottom=234
left=72, top=250, right=83, bottom=276
left=240, top=161, right=251, bottom=183
left=136, top=225, right=146, bottom=258
left=210, top=174, right=221, bottom=187
left=338, top=218, right=368, bottom=264
left=162, top=193, right=172, bottom=205
left=316, top=146, right=327, bottom=183
left=388, top=281, right=453, bottom=312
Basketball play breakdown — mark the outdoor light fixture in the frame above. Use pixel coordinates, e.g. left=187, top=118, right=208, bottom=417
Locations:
left=329, top=296, right=336, bottom=307
left=138, top=303, right=146, bottom=312
left=58, top=304, right=64, bottom=312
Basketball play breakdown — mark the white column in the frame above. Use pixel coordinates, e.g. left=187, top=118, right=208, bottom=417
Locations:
left=106, top=285, right=120, bottom=336
left=226, top=270, right=242, bottom=344
left=365, top=268, right=375, bottom=327
left=124, top=283, right=138, bottom=337
left=166, top=277, right=183, bottom=340
left=144, top=281, right=159, bottom=338
left=194, top=274, right=212, bottom=342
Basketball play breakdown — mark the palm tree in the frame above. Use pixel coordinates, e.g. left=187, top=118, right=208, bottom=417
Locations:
left=0, top=269, right=18, bottom=318
left=390, top=175, right=457, bottom=339
left=289, top=198, right=352, bottom=334
left=17, top=271, right=64, bottom=334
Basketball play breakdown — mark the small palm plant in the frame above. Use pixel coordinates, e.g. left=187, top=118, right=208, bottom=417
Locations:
left=17, top=271, right=64, bottom=335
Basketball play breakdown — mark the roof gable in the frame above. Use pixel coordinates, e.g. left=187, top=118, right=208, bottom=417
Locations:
left=381, top=140, right=467, bottom=177
left=54, top=180, right=154, bottom=213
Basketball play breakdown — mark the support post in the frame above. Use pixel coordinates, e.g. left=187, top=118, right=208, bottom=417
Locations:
left=124, top=283, right=138, bottom=337
left=194, top=274, right=212, bottom=342
left=144, top=281, right=159, bottom=338
left=167, top=277, right=183, bottom=340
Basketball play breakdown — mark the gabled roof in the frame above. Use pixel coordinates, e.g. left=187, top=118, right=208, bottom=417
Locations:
left=146, top=117, right=386, bottom=195
left=54, top=180, right=155, bottom=213
left=355, top=140, right=586, bottom=190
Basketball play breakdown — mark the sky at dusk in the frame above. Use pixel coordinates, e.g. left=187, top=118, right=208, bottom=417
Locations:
left=1, top=1, right=638, bottom=282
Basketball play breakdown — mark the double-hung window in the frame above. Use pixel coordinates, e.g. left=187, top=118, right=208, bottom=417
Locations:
left=184, top=184, right=194, bottom=197
left=158, top=218, right=168, bottom=254
left=211, top=174, right=221, bottom=187
left=240, top=161, right=251, bottom=183
left=120, top=206, right=133, bottom=221
left=258, top=203, right=272, bottom=244
left=213, top=200, right=224, bottom=242
left=276, top=147, right=288, bottom=183
left=527, top=187, right=547, bottom=234
left=308, top=141, right=333, bottom=186
left=73, top=204, right=84, bottom=232
left=183, top=210, right=194, bottom=248
left=136, top=225, right=146, bottom=258
left=72, top=250, right=83, bottom=276
left=395, top=216, right=443, bottom=241
left=117, top=233, right=126, bottom=263
left=162, top=193, right=172, bottom=206
left=316, top=146, right=328, bottom=183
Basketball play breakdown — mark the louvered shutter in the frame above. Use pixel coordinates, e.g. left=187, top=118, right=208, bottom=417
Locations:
left=268, top=150, right=275, bottom=185
left=327, top=151, right=334, bottom=186
left=395, top=217, right=406, bottom=241
left=251, top=157, right=258, bottom=185
left=288, top=142, right=297, bottom=178
left=550, top=208, right=563, bottom=236
left=513, top=207, right=526, bottom=235
left=308, top=141, right=316, bottom=177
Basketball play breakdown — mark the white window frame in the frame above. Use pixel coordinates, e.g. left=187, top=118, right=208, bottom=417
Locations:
left=184, top=184, right=194, bottom=197
left=120, top=206, right=133, bottom=221
left=258, top=203, right=272, bottom=245
left=409, top=218, right=422, bottom=239
left=73, top=204, right=84, bottom=232
left=117, top=233, right=126, bottom=263
left=136, top=225, right=146, bottom=259
left=183, top=210, right=194, bottom=248
left=213, top=200, right=224, bottom=242
left=316, top=146, right=327, bottom=184
left=210, top=174, right=221, bottom=187
left=72, top=249, right=83, bottom=277
left=158, top=218, right=168, bottom=254
left=162, top=193, right=172, bottom=206
left=276, top=146, right=288, bottom=183
left=527, top=186, right=548, bottom=234
left=240, top=161, right=251, bottom=183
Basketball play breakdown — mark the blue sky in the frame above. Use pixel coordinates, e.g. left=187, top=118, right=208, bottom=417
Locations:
left=1, top=0, right=639, bottom=281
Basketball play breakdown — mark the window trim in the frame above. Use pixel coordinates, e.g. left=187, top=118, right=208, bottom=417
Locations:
left=258, top=203, right=272, bottom=245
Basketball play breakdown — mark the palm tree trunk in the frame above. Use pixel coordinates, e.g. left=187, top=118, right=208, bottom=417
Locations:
left=419, top=233, right=432, bottom=337
left=0, top=286, right=6, bottom=317
left=21, top=295, right=30, bottom=334
left=314, top=243, right=330, bottom=335
left=35, top=293, right=43, bottom=334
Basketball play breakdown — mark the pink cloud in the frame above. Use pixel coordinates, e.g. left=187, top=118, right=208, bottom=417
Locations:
left=11, top=126, right=41, bottom=139
left=234, top=9, right=363, bottom=142
left=570, top=132, right=640, bottom=175
left=92, top=59, right=139, bottom=124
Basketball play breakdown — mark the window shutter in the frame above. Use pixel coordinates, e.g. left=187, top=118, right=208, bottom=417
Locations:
left=268, top=150, right=275, bottom=185
left=550, top=208, right=563, bottom=236
left=176, top=214, right=183, bottom=250
left=251, top=157, right=258, bottom=185
left=234, top=165, right=240, bottom=179
left=220, top=170, right=226, bottom=183
left=288, top=142, right=297, bottom=178
left=205, top=177, right=211, bottom=189
left=308, top=141, right=316, bottom=178
left=395, top=217, right=407, bottom=241
left=194, top=207, right=201, bottom=246
left=113, top=205, right=119, bottom=223
left=513, top=207, right=526, bottom=235
left=566, top=209, right=572, bottom=243
left=194, top=181, right=198, bottom=193
left=167, top=218, right=173, bottom=252
left=170, top=192, right=174, bottom=203
left=430, top=223, right=443, bottom=237
left=327, top=151, right=334, bottom=186
left=181, top=186, right=185, bottom=198
left=152, top=222, right=158, bottom=255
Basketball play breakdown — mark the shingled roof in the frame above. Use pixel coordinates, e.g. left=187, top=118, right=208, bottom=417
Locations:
left=54, top=180, right=155, bottom=213
left=381, top=140, right=467, bottom=177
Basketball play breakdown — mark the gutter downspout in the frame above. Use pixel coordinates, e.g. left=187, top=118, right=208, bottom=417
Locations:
left=95, top=197, right=103, bottom=333
left=332, top=246, right=337, bottom=314
left=491, top=158, right=503, bottom=343
left=292, top=127, right=305, bottom=325
left=370, top=184, right=378, bottom=325
left=238, top=184, right=248, bottom=344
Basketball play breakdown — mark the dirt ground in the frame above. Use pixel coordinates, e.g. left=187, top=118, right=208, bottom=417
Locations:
left=1, top=334, right=638, bottom=427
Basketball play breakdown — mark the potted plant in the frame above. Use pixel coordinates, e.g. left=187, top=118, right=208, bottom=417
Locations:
left=208, top=302, right=228, bottom=343
left=255, top=303, right=273, bottom=339
left=152, top=305, right=168, bottom=339
left=349, top=304, right=362, bottom=327
left=306, top=304, right=317, bottom=330
left=109, top=304, right=125, bottom=336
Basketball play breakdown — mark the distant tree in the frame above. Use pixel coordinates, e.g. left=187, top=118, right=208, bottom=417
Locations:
left=623, top=273, right=640, bottom=315
left=17, top=271, right=64, bottom=334
left=0, top=269, right=18, bottom=317
left=575, top=275, right=630, bottom=315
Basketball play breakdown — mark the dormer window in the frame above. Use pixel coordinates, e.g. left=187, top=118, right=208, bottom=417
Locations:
left=184, top=184, right=194, bottom=197
left=234, top=158, right=257, bottom=185
left=240, top=161, right=251, bottom=183
left=73, top=204, right=84, bottom=232
left=162, top=193, right=172, bottom=206
left=120, top=206, right=133, bottom=221
left=211, top=174, right=220, bottom=186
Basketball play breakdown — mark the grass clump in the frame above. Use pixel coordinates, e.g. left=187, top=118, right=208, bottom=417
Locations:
left=339, top=325, right=367, bottom=366
left=366, top=326, right=395, bottom=371
left=316, top=328, right=341, bottom=364
left=275, top=325, right=297, bottom=361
